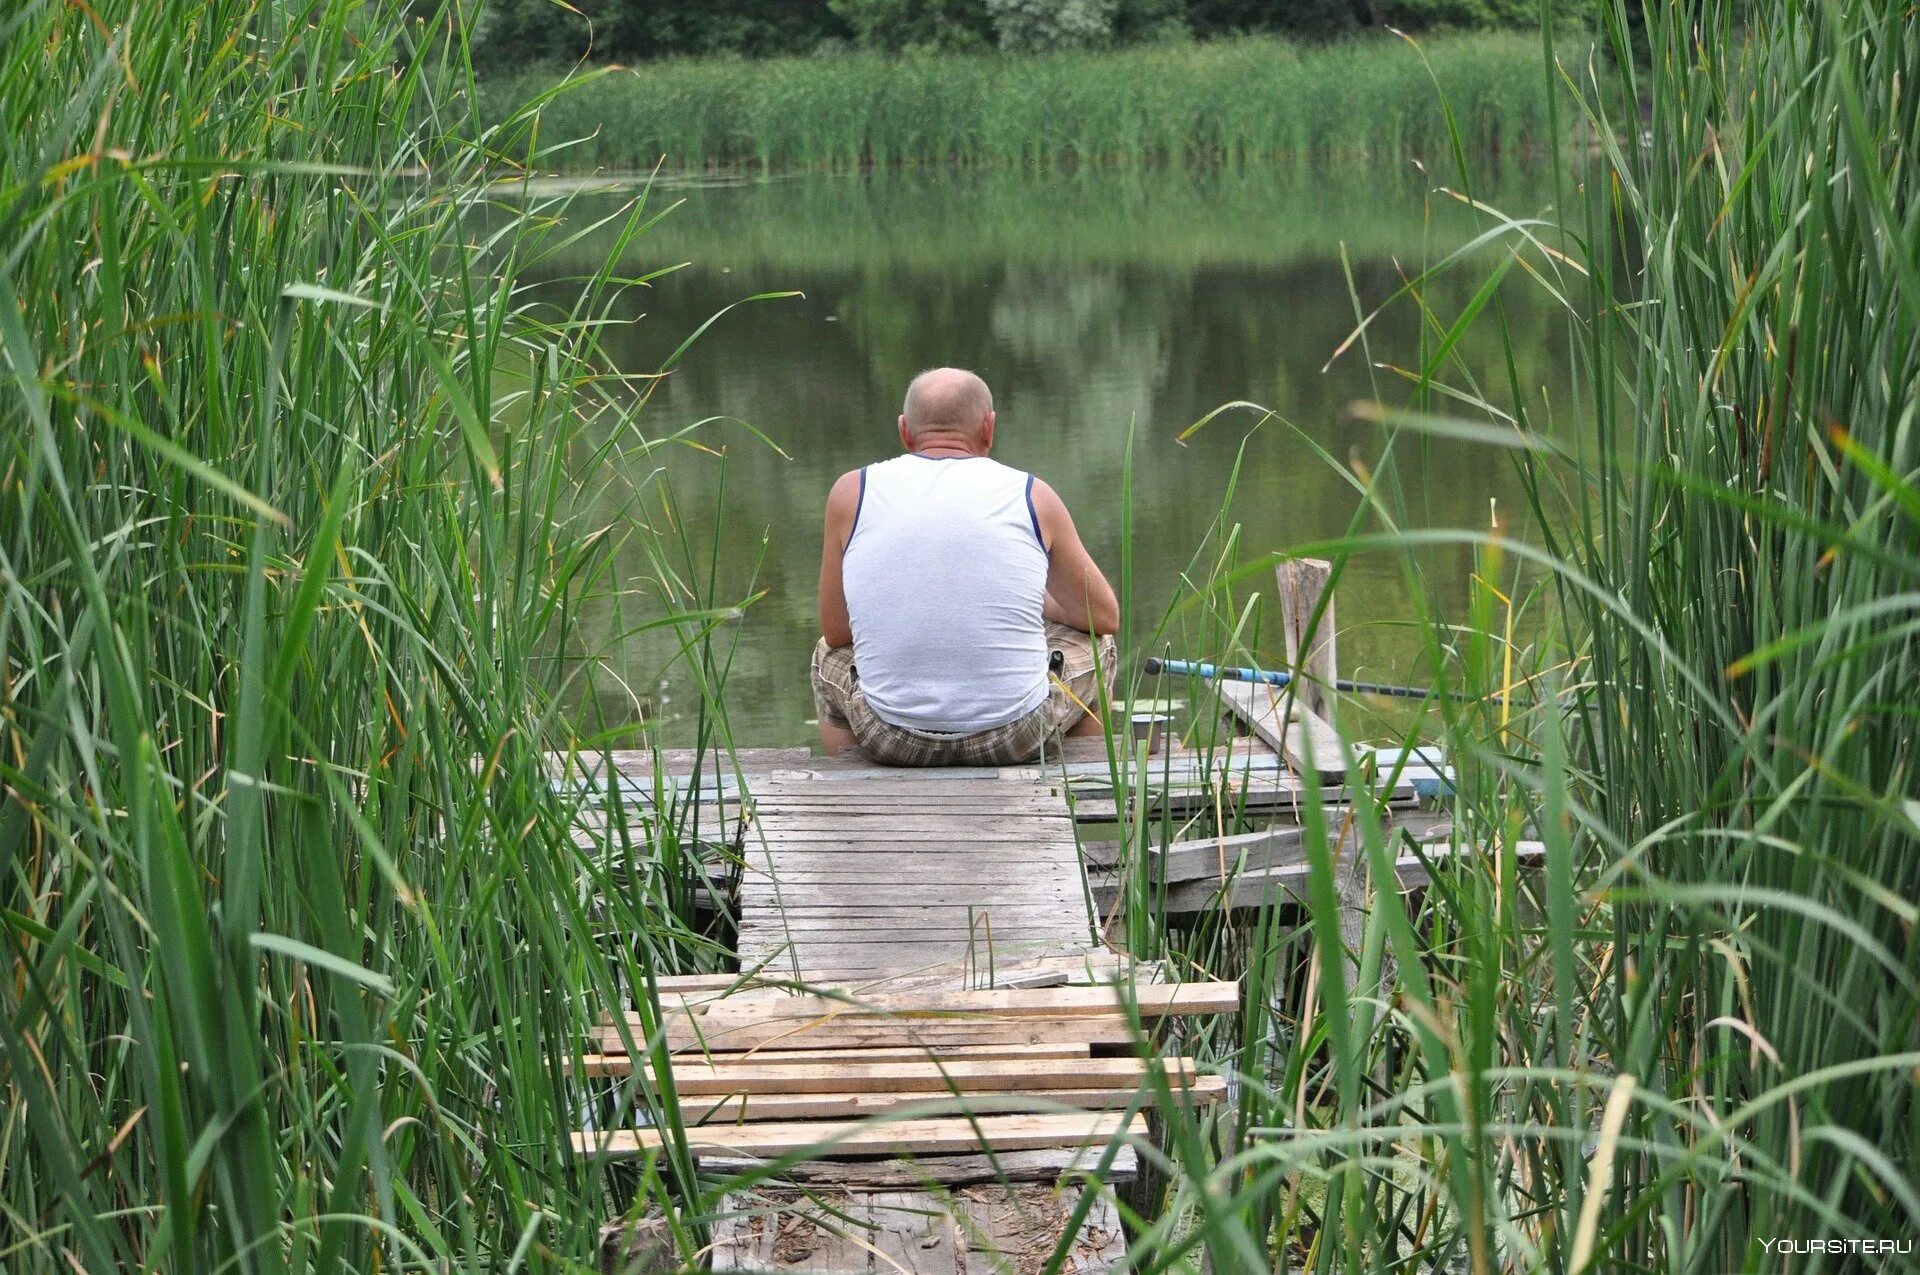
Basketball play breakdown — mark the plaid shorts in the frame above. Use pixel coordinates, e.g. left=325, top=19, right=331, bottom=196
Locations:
left=811, top=622, right=1117, bottom=767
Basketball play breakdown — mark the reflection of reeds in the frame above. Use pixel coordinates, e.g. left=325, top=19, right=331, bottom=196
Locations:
left=512, top=160, right=1564, bottom=276
left=481, top=33, right=1558, bottom=173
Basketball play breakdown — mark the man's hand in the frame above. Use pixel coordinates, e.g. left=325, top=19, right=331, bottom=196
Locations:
left=1030, top=479, right=1119, bottom=636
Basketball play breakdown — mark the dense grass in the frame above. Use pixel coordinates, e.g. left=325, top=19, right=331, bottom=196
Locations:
left=4, top=0, right=1915, bottom=1271
left=483, top=32, right=1560, bottom=173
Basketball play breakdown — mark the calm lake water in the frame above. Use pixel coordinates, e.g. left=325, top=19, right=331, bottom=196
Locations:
left=535, top=163, right=1580, bottom=746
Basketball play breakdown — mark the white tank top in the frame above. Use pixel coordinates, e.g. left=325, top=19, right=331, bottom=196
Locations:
left=842, top=455, right=1050, bottom=733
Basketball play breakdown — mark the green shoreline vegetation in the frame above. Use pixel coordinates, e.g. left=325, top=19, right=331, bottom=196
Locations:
left=4, top=1, right=1916, bottom=1274
left=484, top=32, right=1559, bottom=173
left=509, top=160, right=1563, bottom=274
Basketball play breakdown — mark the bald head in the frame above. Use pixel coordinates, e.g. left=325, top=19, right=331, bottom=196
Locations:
left=902, top=368, right=994, bottom=441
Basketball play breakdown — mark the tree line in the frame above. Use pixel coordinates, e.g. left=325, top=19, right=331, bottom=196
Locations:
left=471, top=0, right=1575, bottom=66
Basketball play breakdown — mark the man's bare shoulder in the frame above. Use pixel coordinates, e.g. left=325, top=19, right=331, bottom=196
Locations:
left=826, top=469, right=863, bottom=509
left=1027, top=476, right=1074, bottom=525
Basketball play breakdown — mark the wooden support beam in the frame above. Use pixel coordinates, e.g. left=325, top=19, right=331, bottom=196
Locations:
left=572, top=1110, right=1148, bottom=1160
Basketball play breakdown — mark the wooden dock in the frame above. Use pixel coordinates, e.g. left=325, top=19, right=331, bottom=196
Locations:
left=572, top=743, right=1242, bottom=1273
left=566, top=559, right=1488, bottom=1271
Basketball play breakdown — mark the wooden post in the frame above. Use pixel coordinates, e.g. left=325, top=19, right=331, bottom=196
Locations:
left=1215, top=560, right=1350, bottom=780
left=1276, top=558, right=1337, bottom=719
left=1272, top=559, right=1365, bottom=984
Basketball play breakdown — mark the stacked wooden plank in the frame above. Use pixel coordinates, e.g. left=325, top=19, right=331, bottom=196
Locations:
left=569, top=976, right=1237, bottom=1164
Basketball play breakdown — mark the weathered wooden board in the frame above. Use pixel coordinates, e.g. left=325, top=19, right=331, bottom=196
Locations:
left=1215, top=679, right=1354, bottom=781
left=591, top=1013, right=1141, bottom=1056
left=571, top=1042, right=1091, bottom=1075
left=631, top=981, right=1239, bottom=1027
left=739, top=886, right=1085, bottom=907
left=673, top=1075, right=1226, bottom=1123
left=710, top=1182, right=1129, bottom=1273
left=1138, top=826, right=1309, bottom=882
left=691, top=953, right=1140, bottom=998
left=698, top=1144, right=1138, bottom=1187
left=739, top=775, right=1098, bottom=984
left=735, top=917, right=1081, bottom=935
left=574, top=1110, right=1146, bottom=1160
left=1141, top=840, right=1550, bottom=914
left=741, top=872, right=1085, bottom=890
left=646, top=1055, right=1188, bottom=1097
left=1067, top=778, right=1413, bottom=825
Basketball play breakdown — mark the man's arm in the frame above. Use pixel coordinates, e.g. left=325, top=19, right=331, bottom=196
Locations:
left=817, top=470, right=861, bottom=647
left=1031, top=478, right=1119, bottom=636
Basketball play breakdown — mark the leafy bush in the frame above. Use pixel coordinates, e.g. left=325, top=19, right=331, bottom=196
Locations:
left=986, top=0, right=1117, bottom=51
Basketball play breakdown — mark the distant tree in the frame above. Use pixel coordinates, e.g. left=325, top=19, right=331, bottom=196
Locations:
left=986, top=0, right=1116, bottom=50
left=1184, top=0, right=1361, bottom=39
left=464, top=0, right=1562, bottom=69
left=1354, top=0, right=1595, bottom=30
left=1354, top=0, right=1494, bottom=29
left=1112, top=0, right=1190, bottom=41
left=826, top=0, right=995, bottom=51
left=472, top=0, right=849, bottom=64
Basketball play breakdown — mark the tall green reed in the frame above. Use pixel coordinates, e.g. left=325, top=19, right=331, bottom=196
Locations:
left=0, top=0, right=747, bottom=1268
left=1544, top=0, right=1920, bottom=1263
left=481, top=32, right=1556, bottom=174
left=1074, top=1, right=1916, bottom=1269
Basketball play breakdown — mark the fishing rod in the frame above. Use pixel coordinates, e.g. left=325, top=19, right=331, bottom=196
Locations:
left=1143, top=656, right=1502, bottom=703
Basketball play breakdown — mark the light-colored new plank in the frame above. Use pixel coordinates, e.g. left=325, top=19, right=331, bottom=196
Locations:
left=623, top=981, right=1237, bottom=1028
left=655, top=1055, right=1187, bottom=1097
left=593, top=1014, right=1140, bottom=1056
left=676, top=1075, right=1224, bottom=1123
left=606, top=981, right=1234, bottom=1049
left=699, top=1143, right=1139, bottom=1187
left=572, top=1110, right=1148, bottom=1160
left=569, top=1041, right=1091, bottom=1075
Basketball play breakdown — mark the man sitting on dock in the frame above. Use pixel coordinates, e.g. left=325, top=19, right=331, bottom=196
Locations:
left=812, top=367, right=1120, bottom=765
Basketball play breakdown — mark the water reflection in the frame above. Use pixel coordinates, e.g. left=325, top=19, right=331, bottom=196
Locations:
left=530, top=164, right=1578, bottom=745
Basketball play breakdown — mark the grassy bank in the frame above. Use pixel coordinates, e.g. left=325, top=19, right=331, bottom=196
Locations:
left=484, top=32, right=1559, bottom=173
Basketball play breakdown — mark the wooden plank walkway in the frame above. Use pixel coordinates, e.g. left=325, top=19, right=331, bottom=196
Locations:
left=566, top=744, right=1257, bottom=1271
left=737, top=773, right=1100, bottom=987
